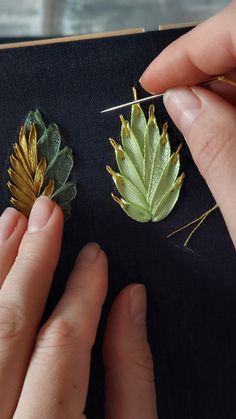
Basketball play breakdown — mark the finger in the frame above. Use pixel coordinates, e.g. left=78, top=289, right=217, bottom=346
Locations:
left=163, top=86, right=236, bottom=247
left=140, top=1, right=236, bottom=93
left=0, top=197, right=64, bottom=418
left=103, top=285, right=157, bottom=419
left=0, top=208, right=27, bottom=287
left=14, top=243, right=108, bottom=419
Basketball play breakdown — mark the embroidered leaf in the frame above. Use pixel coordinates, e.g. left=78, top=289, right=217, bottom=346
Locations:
left=147, top=122, right=171, bottom=202
left=150, top=146, right=181, bottom=215
left=153, top=174, right=185, bottom=221
left=109, top=138, right=146, bottom=195
left=106, top=166, right=147, bottom=207
left=52, top=182, right=77, bottom=205
left=37, top=123, right=61, bottom=163
left=44, top=146, right=73, bottom=190
left=8, top=111, right=77, bottom=218
left=131, top=88, right=147, bottom=153
left=107, top=88, right=184, bottom=223
left=120, top=115, right=143, bottom=178
left=144, top=104, right=160, bottom=187
left=111, top=193, right=151, bottom=223
left=24, top=109, right=46, bottom=138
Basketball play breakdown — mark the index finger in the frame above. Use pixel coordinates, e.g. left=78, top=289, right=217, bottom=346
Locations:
left=14, top=243, right=108, bottom=419
left=140, top=1, right=236, bottom=93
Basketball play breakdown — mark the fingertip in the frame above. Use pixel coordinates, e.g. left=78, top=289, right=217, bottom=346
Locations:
left=27, top=197, right=64, bottom=236
left=66, top=243, right=108, bottom=308
left=129, top=284, right=146, bottom=326
left=104, top=284, right=157, bottom=419
left=75, top=242, right=101, bottom=267
left=103, top=283, right=146, bottom=362
left=74, top=243, right=108, bottom=273
left=139, top=62, right=160, bottom=94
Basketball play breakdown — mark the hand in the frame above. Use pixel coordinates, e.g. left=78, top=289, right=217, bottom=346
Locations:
left=0, top=197, right=157, bottom=419
left=140, top=1, right=236, bottom=248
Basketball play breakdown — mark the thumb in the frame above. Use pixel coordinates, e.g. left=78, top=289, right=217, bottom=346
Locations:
left=163, top=86, right=236, bottom=247
left=103, top=284, right=157, bottom=419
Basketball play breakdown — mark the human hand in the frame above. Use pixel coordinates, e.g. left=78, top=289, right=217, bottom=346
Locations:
left=0, top=197, right=157, bottom=419
left=140, top=1, right=236, bottom=248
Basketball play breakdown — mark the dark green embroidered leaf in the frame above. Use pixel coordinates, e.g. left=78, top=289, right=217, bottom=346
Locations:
left=24, top=109, right=46, bottom=138
left=44, top=146, right=73, bottom=189
left=52, top=182, right=77, bottom=204
left=37, top=123, right=61, bottom=163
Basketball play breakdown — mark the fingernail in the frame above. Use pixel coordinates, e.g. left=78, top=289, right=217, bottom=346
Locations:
left=163, top=87, right=201, bottom=135
left=129, top=284, right=146, bottom=325
left=0, top=208, right=20, bottom=242
left=28, top=197, right=55, bottom=233
left=76, top=242, right=101, bottom=267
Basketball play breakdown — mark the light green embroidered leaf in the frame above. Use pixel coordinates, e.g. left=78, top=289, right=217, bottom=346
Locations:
left=37, top=123, right=61, bottom=163
left=120, top=116, right=143, bottom=178
left=109, top=139, right=146, bottom=195
left=111, top=194, right=151, bottom=222
left=24, top=109, right=46, bottom=138
left=44, top=146, right=73, bottom=189
left=52, top=182, right=77, bottom=204
left=144, top=105, right=160, bottom=187
left=107, top=88, right=184, bottom=223
left=150, top=146, right=181, bottom=214
left=106, top=166, right=147, bottom=207
left=131, top=105, right=147, bottom=154
left=147, top=123, right=171, bottom=202
left=153, top=174, right=185, bottom=221
left=130, top=88, right=147, bottom=153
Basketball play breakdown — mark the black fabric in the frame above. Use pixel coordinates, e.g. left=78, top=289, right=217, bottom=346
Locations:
left=0, top=28, right=235, bottom=419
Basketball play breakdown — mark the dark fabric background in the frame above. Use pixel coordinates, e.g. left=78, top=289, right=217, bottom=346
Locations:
left=0, top=28, right=235, bottom=419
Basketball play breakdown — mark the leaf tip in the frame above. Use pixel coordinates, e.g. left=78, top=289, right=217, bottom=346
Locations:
left=132, top=86, right=138, bottom=101
left=111, top=192, right=128, bottom=210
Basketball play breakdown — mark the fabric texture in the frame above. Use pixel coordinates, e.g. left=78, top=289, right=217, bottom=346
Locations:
left=0, top=28, right=235, bottom=419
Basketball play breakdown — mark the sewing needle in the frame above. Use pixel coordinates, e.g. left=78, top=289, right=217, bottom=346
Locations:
left=101, top=76, right=236, bottom=113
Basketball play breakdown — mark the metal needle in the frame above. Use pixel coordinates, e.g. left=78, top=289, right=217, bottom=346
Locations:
left=101, top=76, right=236, bottom=113
left=101, top=93, right=164, bottom=113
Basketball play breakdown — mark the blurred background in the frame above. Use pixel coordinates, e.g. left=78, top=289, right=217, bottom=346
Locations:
left=0, top=0, right=229, bottom=37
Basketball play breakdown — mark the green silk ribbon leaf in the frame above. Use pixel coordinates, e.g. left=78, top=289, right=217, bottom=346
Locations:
left=107, top=89, right=184, bottom=223
left=24, top=109, right=46, bottom=138
left=37, top=123, right=61, bottom=163
left=44, top=146, right=73, bottom=189
left=52, top=182, right=77, bottom=205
